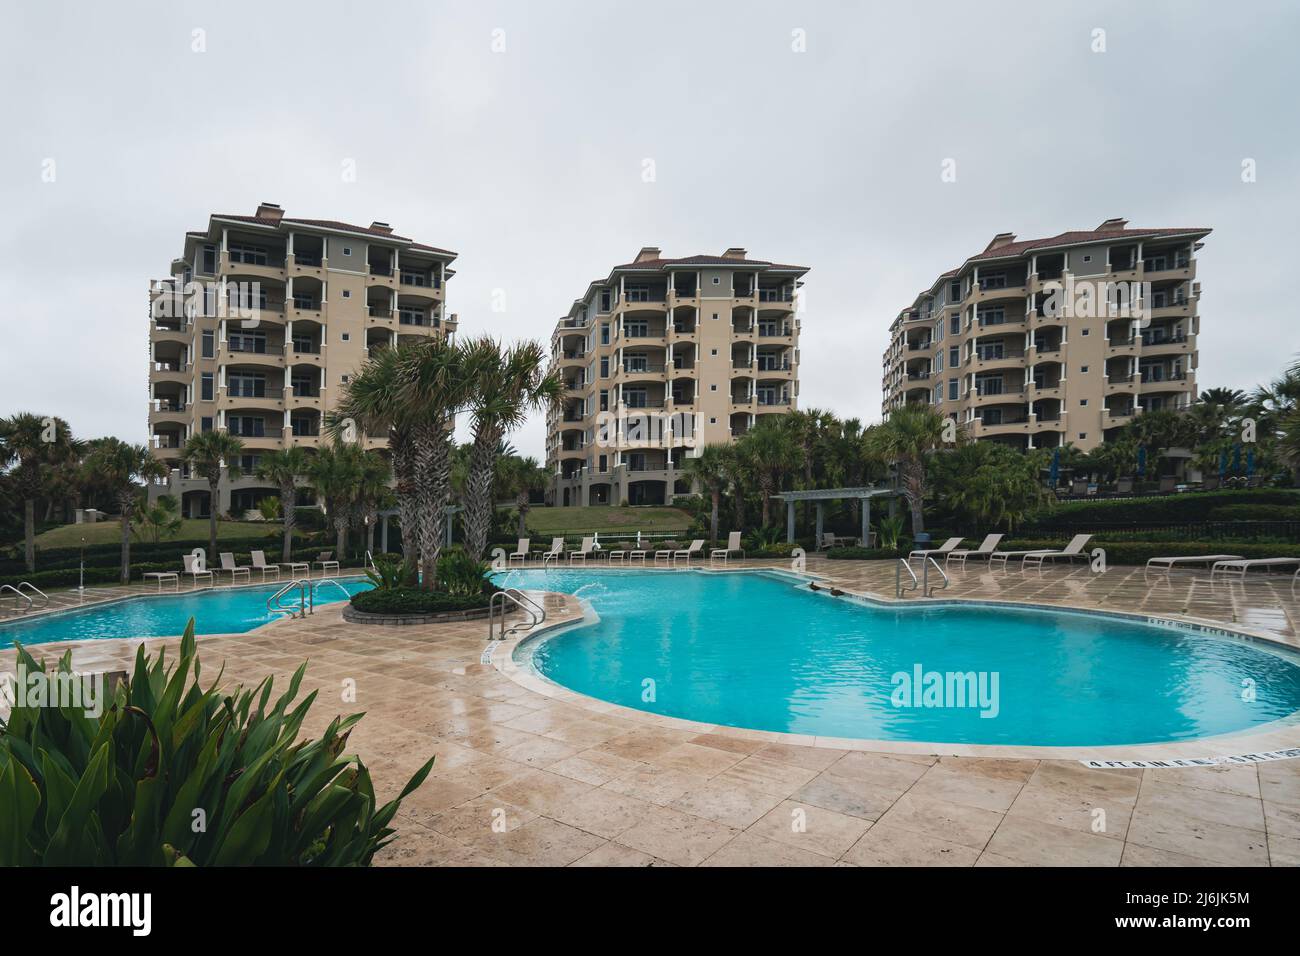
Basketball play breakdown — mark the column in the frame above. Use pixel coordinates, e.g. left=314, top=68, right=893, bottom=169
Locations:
left=380, top=514, right=389, bottom=553
left=786, top=500, right=795, bottom=544
left=815, top=502, right=824, bottom=548
left=862, top=497, right=871, bottom=547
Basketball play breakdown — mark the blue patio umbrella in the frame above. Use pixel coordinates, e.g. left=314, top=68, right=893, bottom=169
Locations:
left=1247, top=448, right=1256, bottom=477
left=1136, top=445, right=1147, bottom=478
left=1049, top=448, right=1060, bottom=486
left=1218, top=447, right=1228, bottom=478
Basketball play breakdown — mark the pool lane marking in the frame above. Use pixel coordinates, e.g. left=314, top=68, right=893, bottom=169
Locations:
left=1081, top=749, right=1300, bottom=769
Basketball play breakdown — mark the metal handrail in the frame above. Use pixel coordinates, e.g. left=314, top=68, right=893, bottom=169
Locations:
left=15, top=582, right=49, bottom=609
left=268, top=578, right=309, bottom=619
left=1, top=584, right=34, bottom=613
left=488, top=587, right=546, bottom=640
left=924, top=557, right=950, bottom=597
left=895, top=559, right=918, bottom=598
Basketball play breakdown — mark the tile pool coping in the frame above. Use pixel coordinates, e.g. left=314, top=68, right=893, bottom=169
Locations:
left=489, top=565, right=1300, bottom=763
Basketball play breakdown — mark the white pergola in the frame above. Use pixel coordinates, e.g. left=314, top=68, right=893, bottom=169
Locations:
left=769, top=487, right=904, bottom=546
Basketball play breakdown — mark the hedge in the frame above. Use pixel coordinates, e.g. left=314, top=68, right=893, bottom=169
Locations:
left=1026, top=489, right=1300, bottom=528
left=823, top=540, right=1300, bottom=566
left=0, top=548, right=341, bottom=590
left=349, top=587, right=494, bottom=615
left=0, top=534, right=301, bottom=576
left=825, top=547, right=904, bottom=560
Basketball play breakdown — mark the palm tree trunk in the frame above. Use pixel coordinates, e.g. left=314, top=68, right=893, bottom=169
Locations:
left=280, top=479, right=296, bottom=563
left=413, top=422, right=452, bottom=590
left=759, top=477, right=773, bottom=527
left=335, top=515, right=348, bottom=564
left=207, top=481, right=219, bottom=563
left=119, top=491, right=132, bottom=585
left=710, top=489, right=720, bottom=542
left=463, top=430, right=498, bottom=562
left=24, top=498, right=35, bottom=573
left=516, top=494, right=528, bottom=537
left=392, top=441, right=420, bottom=582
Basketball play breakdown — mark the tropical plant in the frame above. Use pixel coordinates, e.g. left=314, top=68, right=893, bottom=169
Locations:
left=735, top=416, right=801, bottom=528
left=876, top=514, right=905, bottom=550
left=500, top=454, right=549, bottom=537
left=682, top=443, right=729, bottom=542
left=80, top=438, right=169, bottom=584
left=364, top=554, right=412, bottom=591
left=256, top=446, right=307, bottom=563
left=434, top=550, right=490, bottom=597
left=136, top=493, right=183, bottom=544
left=0, top=622, right=434, bottom=866
left=181, top=429, right=245, bottom=561
left=305, top=441, right=365, bottom=560
left=460, top=337, right=562, bottom=562
left=0, top=412, right=79, bottom=572
left=866, top=402, right=950, bottom=534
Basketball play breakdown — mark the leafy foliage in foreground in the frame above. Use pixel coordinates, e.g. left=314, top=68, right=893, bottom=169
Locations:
left=0, top=620, right=433, bottom=866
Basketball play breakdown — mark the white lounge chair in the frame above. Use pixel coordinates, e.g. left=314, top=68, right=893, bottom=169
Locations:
left=1021, top=534, right=1094, bottom=569
left=653, top=543, right=676, bottom=565
left=218, top=552, right=251, bottom=584
left=1210, top=557, right=1300, bottom=579
left=608, top=542, right=634, bottom=563
left=280, top=558, right=310, bottom=577
left=711, top=531, right=745, bottom=563
left=908, top=537, right=964, bottom=562
left=945, top=533, right=1004, bottom=567
left=1146, top=554, right=1243, bottom=573
left=508, top=538, right=530, bottom=566
left=143, top=570, right=179, bottom=592
left=674, top=539, right=705, bottom=565
left=569, top=536, right=598, bottom=563
left=541, top=537, right=565, bottom=566
left=251, top=550, right=281, bottom=582
left=183, top=554, right=214, bottom=589
left=314, top=551, right=340, bottom=577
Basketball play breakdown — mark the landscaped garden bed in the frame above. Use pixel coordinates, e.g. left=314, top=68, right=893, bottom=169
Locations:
left=345, top=587, right=495, bottom=625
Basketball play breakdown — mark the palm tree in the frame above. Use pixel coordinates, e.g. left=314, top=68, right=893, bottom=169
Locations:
left=256, top=446, right=307, bottom=563
left=866, top=403, right=949, bottom=534
left=305, top=442, right=365, bottom=560
left=682, top=443, right=729, bottom=541
left=351, top=449, right=393, bottom=557
left=500, top=455, right=549, bottom=538
left=82, top=439, right=168, bottom=583
left=460, top=337, right=563, bottom=561
left=333, top=343, right=421, bottom=579
left=718, top=443, right=747, bottom=532
left=788, top=407, right=833, bottom=532
left=398, top=338, right=478, bottom=590
left=0, top=413, right=78, bottom=572
left=181, top=429, right=244, bottom=561
left=736, top=417, right=801, bottom=528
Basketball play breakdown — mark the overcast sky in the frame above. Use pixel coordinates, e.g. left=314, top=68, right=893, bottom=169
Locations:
left=2, top=0, right=1297, bottom=459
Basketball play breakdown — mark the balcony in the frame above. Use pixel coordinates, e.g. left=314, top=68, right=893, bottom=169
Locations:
left=970, top=350, right=1026, bottom=371
left=620, top=363, right=667, bottom=381
left=1140, top=332, right=1193, bottom=355
left=151, top=323, right=192, bottom=344
left=1143, top=258, right=1195, bottom=282
left=150, top=361, right=190, bottom=382
left=149, top=401, right=189, bottom=424
left=757, top=324, right=793, bottom=338
left=221, top=251, right=286, bottom=282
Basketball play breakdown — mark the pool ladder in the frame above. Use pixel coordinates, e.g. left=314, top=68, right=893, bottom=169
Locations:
left=268, top=577, right=349, bottom=620
left=895, top=558, right=949, bottom=599
left=488, top=587, right=546, bottom=641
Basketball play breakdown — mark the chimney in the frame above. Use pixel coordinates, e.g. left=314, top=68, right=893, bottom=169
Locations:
left=1097, top=217, right=1129, bottom=231
left=982, top=232, right=1016, bottom=253
left=254, top=202, right=283, bottom=222
left=721, top=247, right=747, bottom=260
left=369, top=220, right=394, bottom=235
left=634, top=246, right=661, bottom=263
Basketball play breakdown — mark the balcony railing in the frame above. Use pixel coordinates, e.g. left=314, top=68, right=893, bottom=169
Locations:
left=757, top=396, right=791, bottom=406
left=624, top=290, right=667, bottom=303
left=758, top=326, right=792, bottom=337
left=1140, top=332, right=1189, bottom=346
left=622, top=363, right=666, bottom=373
left=757, top=289, right=794, bottom=302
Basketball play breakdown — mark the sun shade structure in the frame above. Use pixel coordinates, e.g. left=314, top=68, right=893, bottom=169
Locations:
left=768, top=487, right=905, bottom=545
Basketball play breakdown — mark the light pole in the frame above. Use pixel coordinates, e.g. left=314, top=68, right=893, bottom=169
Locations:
left=78, top=535, right=86, bottom=596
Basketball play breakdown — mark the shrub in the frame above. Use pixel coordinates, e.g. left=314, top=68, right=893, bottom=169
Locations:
left=434, top=550, right=491, bottom=597
left=825, top=547, right=902, bottom=560
left=0, top=621, right=433, bottom=866
left=350, top=587, right=494, bottom=615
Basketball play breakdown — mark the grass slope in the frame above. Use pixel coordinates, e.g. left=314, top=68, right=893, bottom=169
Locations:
left=34, top=518, right=279, bottom=548
left=514, top=506, right=692, bottom=534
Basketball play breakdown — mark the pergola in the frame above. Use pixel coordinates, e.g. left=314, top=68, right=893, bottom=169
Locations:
left=376, top=504, right=462, bottom=552
left=769, top=487, right=905, bottom=546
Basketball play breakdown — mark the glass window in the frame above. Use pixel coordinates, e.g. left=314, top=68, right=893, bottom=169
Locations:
left=201, top=330, right=215, bottom=359
left=200, top=373, right=214, bottom=401
left=948, top=378, right=959, bottom=401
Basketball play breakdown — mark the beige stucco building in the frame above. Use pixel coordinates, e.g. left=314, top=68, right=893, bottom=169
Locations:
left=547, top=248, right=808, bottom=506
left=882, top=218, right=1209, bottom=451
left=148, top=202, right=456, bottom=516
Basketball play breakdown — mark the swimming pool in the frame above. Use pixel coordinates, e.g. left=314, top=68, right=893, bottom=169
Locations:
left=498, top=568, right=1300, bottom=747
left=0, top=579, right=372, bottom=646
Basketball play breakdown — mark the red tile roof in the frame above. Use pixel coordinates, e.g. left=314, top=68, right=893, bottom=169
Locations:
left=970, top=226, right=1209, bottom=261
left=610, top=254, right=809, bottom=272
left=206, top=214, right=455, bottom=256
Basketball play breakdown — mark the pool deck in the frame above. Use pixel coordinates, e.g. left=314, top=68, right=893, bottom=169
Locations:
left=2, top=557, right=1299, bottom=866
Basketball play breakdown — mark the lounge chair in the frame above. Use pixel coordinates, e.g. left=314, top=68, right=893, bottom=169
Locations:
left=820, top=532, right=837, bottom=551
left=1146, top=554, right=1243, bottom=573
left=711, top=531, right=745, bottom=563
left=280, top=557, right=310, bottom=578
left=653, top=542, right=677, bottom=565
left=251, top=550, right=282, bottom=582
left=569, top=536, right=599, bottom=563
left=508, top=538, right=530, bottom=566
left=218, top=552, right=251, bottom=584
left=608, top=541, right=633, bottom=563
left=183, top=553, right=214, bottom=589
left=1210, top=557, right=1300, bottom=579
left=1021, top=534, right=1095, bottom=569
left=314, top=551, right=340, bottom=577
left=541, top=537, right=565, bottom=566
left=945, top=533, right=1004, bottom=567
left=674, top=539, right=705, bottom=565
left=908, top=537, right=964, bottom=562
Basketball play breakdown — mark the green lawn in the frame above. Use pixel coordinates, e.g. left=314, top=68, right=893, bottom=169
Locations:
left=514, top=506, right=692, bottom=534
left=34, top=519, right=279, bottom=548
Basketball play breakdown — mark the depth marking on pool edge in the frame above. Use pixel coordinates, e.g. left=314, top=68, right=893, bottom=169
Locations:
left=1080, top=748, right=1300, bottom=769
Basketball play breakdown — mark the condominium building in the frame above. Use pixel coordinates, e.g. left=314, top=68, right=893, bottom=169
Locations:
left=881, top=218, right=1209, bottom=451
left=148, top=202, right=456, bottom=517
left=547, top=247, right=808, bottom=506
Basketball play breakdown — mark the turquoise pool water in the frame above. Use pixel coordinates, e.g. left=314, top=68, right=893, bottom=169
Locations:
left=497, top=568, right=1300, bottom=747
left=0, top=579, right=372, bottom=646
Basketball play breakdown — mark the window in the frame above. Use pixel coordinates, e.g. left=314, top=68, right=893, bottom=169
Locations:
left=201, top=245, right=217, bottom=274
left=292, top=416, right=316, bottom=437
left=227, top=415, right=266, bottom=438
left=342, top=247, right=352, bottom=256
left=292, top=374, right=315, bottom=397
left=1078, top=433, right=1087, bottom=441
left=1080, top=365, right=1088, bottom=373
left=710, top=384, right=717, bottom=391
left=292, top=333, right=316, bottom=354
left=598, top=455, right=607, bottom=473
left=201, top=416, right=213, bottom=432
left=341, top=332, right=350, bottom=342
left=340, top=374, right=350, bottom=384
left=712, top=277, right=720, bottom=284
left=599, top=389, right=608, bottom=412
left=228, top=329, right=266, bottom=353
left=624, top=319, right=648, bottom=337
left=978, top=306, right=1006, bottom=326
left=228, top=243, right=268, bottom=266
left=228, top=372, right=265, bottom=398
left=949, top=281, right=960, bottom=300
left=949, top=346, right=959, bottom=367
left=975, top=374, right=1003, bottom=396
left=398, top=307, right=427, bottom=326
left=341, top=290, right=351, bottom=298
left=1081, top=328, right=1090, bottom=336
left=201, top=330, right=215, bottom=359
left=293, top=293, right=316, bottom=309
left=201, top=373, right=214, bottom=401
left=935, top=351, right=944, bottom=372
left=600, top=356, right=609, bottom=378
left=948, top=378, right=959, bottom=401
left=600, top=323, right=610, bottom=345
left=976, top=341, right=1004, bottom=360
left=950, top=313, right=960, bottom=335
left=600, top=291, right=611, bottom=312
left=1079, top=399, right=1088, bottom=406
left=933, top=384, right=943, bottom=405
left=712, top=313, right=719, bottom=320
left=979, top=271, right=1007, bottom=290
left=935, top=320, right=944, bottom=343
